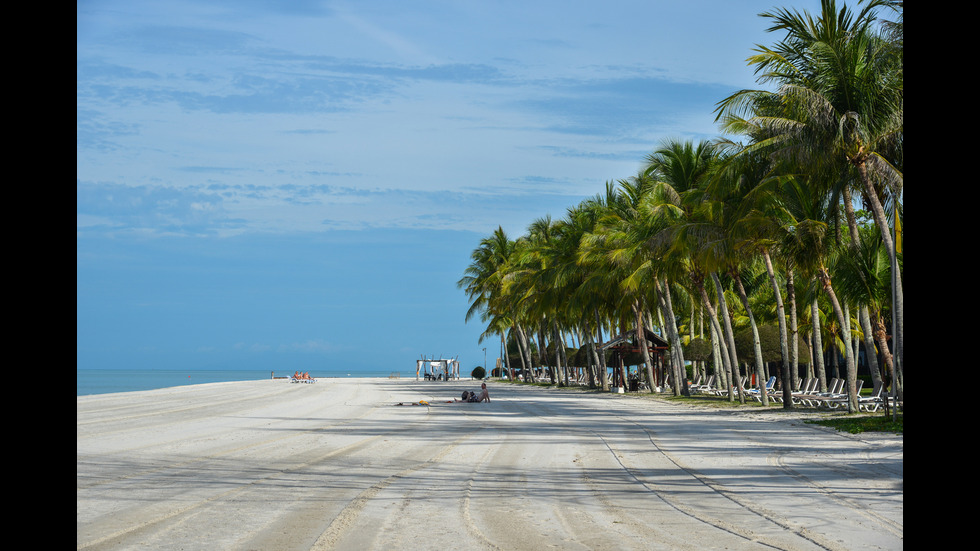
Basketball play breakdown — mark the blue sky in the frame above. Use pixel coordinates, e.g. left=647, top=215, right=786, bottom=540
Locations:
left=77, top=0, right=822, bottom=375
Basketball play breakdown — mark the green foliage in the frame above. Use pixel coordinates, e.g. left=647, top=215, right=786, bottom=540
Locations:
left=683, top=337, right=713, bottom=362
left=471, top=366, right=486, bottom=379
left=734, top=324, right=810, bottom=364
left=457, top=1, right=902, bottom=402
left=805, top=414, right=903, bottom=434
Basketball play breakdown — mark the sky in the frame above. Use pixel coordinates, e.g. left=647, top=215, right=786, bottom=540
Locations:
left=77, top=0, right=823, bottom=375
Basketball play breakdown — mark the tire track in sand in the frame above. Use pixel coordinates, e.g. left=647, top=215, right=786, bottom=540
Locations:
left=308, top=420, right=488, bottom=550
left=77, top=401, right=425, bottom=551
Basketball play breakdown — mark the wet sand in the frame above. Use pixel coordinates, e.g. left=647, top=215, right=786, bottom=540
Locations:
left=77, top=378, right=902, bottom=550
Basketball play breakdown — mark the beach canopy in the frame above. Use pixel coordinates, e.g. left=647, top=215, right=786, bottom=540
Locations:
left=416, top=357, right=460, bottom=380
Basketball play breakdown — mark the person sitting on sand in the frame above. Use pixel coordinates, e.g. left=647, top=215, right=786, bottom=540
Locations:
left=451, top=390, right=483, bottom=403
left=475, top=383, right=490, bottom=403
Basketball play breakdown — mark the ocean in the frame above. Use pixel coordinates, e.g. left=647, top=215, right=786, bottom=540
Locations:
left=76, top=368, right=399, bottom=396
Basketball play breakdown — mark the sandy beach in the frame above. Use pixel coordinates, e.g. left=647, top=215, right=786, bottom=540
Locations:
left=77, top=378, right=902, bottom=550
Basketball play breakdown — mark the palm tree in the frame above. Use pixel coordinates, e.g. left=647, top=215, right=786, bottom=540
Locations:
left=769, top=175, right=861, bottom=412
left=716, top=0, right=903, bottom=380
left=560, top=201, right=617, bottom=388
left=684, top=145, right=787, bottom=404
left=573, top=185, right=630, bottom=390
left=833, top=223, right=900, bottom=402
left=645, top=138, right=754, bottom=401
left=457, top=2, right=903, bottom=415
left=457, top=227, right=523, bottom=380
left=579, top=176, right=669, bottom=394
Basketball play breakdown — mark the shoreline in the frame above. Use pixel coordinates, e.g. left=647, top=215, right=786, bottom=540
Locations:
left=78, top=377, right=902, bottom=550
left=76, top=369, right=414, bottom=397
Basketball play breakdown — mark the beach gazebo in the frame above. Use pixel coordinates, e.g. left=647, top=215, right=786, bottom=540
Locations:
left=416, top=356, right=460, bottom=381
left=599, top=328, right=670, bottom=391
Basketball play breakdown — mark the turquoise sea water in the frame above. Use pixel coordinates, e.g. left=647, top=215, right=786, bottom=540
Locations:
left=76, top=368, right=396, bottom=396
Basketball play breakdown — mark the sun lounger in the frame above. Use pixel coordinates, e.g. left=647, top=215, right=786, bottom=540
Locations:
left=691, top=375, right=717, bottom=394
left=855, top=383, right=890, bottom=412
left=789, top=378, right=820, bottom=405
left=747, top=376, right=777, bottom=402
left=795, top=378, right=840, bottom=406
left=809, top=379, right=865, bottom=408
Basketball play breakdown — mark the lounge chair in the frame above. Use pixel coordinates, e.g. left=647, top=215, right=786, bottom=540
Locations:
left=704, top=376, right=734, bottom=396
left=796, top=378, right=841, bottom=406
left=690, top=375, right=715, bottom=394
left=747, top=376, right=777, bottom=402
left=789, top=378, right=820, bottom=405
left=856, top=383, right=890, bottom=412
left=810, top=379, right=865, bottom=408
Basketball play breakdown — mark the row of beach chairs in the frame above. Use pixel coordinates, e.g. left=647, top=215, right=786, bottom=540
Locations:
left=690, top=374, right=774, bottom=397
left=691, top=375, right=898, bottom=412
left=753, top=377, right=896, bottom=412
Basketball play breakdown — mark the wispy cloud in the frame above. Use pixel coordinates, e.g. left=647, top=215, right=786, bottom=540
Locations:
left=77, top=0, right=810, bottom=239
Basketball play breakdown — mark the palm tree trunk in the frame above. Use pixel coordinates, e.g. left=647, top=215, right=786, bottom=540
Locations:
left=665, top=287, right=687, bottom=396
left=698, top=281, right=734, bottom=401
left=711, top=272, right=745, bottom=403
left=694, top=302, right=705, bottom=382
left=733, top=272, right=769, bottom=406
left=860, top=307, right=882, bottom=391
left=811, top=299, right=826, bottom=391
left=553, top=322, right=567, bottom=387
left=658, top=278, right=687, bottom=396
left=633, top=300, right=657, bottom=394
left=855, top=161, right=902, bottom=376
left=535, top=329, right=550, bottom=383
left=516, top=324, right=533, bottom=382
left=581, top=317, right=596, bottom=388
left=499, top=333, right=510, bottom=380
left=840, top=186, right=885, bottom=397
left=654, top=307, right=667, bottom=388
left=594, top=309, right=609, bottom=391
left=762, top=248, right=793, bottom=408
left=817, top=266, right=859, bottom=413
left=806, top=328, right=817, bottom=379
left=709, top=321, right=726, bottom=389
left=788, top=269, right=800, bottom=386
left=509, top=326, right=524, bottom=380
left=872, top=312, right=900, bottom=401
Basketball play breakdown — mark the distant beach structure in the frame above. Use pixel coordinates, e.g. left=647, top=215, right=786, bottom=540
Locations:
left=416, top=356, right=459, bottom=381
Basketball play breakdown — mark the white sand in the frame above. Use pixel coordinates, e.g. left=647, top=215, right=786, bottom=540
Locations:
left=77, top=378, right=902, bottom=550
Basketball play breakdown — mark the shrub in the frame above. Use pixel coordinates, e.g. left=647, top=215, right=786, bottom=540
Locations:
left=471, top=366, right=486, bottom=379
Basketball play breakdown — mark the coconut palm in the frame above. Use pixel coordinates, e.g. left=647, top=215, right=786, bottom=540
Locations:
left=767, top=175, right=861, bottom=411
left=833, top=223, right=900, bottom=401
left=579, top=176, right=672, bottom=394
left=458, top=227, right=525, bottom=380
left=644, top=138, right=752, bottom=401
left=716, top=0, right=903, bottom=378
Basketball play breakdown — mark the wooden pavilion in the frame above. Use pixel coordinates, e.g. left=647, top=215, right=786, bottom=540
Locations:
left=599, top=327, right=670, bottom=391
